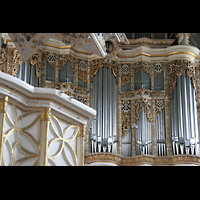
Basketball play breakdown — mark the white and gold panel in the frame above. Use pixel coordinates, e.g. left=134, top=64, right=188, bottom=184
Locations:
left=0, top=71, right=96, bottom=166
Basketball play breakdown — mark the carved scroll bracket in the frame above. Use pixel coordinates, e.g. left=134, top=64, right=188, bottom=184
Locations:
left=135, top=97, right=152, bottom=122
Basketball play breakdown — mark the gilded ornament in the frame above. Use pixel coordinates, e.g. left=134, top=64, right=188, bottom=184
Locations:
left=168, top=60, right=197, bottom=99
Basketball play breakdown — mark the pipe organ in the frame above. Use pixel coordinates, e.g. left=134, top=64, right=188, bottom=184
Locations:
left=1, top=34, right=200, bottom=165
left=171, top=68, right=199, bottom=155
left=91, top=67, right=117, bottom=153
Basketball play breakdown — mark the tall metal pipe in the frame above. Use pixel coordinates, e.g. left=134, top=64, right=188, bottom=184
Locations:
left=182, top=70, right=189, bottom=140
left=177, top=76, right=184, bottom=138
left=105, top=67, right=108, bottom=139
left=189, top=76, right=195, bottom=139
left=97, top=69, right=100, bottom=137
left=193, top=89, right=198, bottom=141
left=109, top=68, right=113, bottom=137
left=107, top=68, right=110, bottom=139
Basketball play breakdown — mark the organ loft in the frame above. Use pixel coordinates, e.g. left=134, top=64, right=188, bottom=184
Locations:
left=0, top=33, right=200, bottom=166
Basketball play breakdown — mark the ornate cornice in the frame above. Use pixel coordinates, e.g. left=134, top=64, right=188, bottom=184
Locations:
left=84, top=153, right=200, bottom=166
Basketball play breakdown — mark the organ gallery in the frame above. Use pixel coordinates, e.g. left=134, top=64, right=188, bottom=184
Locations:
left=0, top=33, right=200, bottom=166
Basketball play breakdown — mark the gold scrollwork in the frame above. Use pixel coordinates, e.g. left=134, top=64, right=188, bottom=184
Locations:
left=135, top=98, right=152, bottom=122
left=168, top=60, right=196, bottom=99
left=121, top=64, right=131, bottom=85
left=153, top=62, right=164, bottom=77
left=121, top=100, right=131, bottom=137
left=133, top=61, right=151, bottom=77
left=155, top=99, right=165, bottom=119
left=12, top=48, right=24, bottom=76
left=30, top=50, right=42, bottom=77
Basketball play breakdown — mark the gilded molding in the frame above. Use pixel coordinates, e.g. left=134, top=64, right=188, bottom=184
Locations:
left=84, top=153, right=200, bottom=166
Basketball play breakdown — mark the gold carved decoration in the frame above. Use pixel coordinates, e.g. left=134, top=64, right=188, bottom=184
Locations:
left=45, top=81, right=88, bottom=105
left=91, top=59, right=104, bottom=81
left=155, top=99, right=165, bottom=119
left=78, top=60, right=88, bottom=82
left=12, top=48, right=24, bottom=76
left=135, top=98, right=152, bottom=122
left=30, top=50, right=42, bottom=77
left=121, top=64, right=131, bottom=85
left=0, top=48, right=7, bottom=73
left=121, top=100, right=131, bottom=137
left=41, top=108, right=51, bottom=121
left=121, top=89, right=165, bottom=99
left=168, top=60, right=196, bottom=99
left=153, top=62, right=164, bottom=77
left=133, top=61, right=151, bottom=77
left=46, top=52, right=75, bottom=70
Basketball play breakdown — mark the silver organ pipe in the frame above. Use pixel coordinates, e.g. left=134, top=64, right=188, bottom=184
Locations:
left=171, top=68, right=199, bottom=155
left=156, top=109, right=166, bottom=156
left=91, top=67, right=117, bottom=153
left=136, top=104, right=152, bottom=155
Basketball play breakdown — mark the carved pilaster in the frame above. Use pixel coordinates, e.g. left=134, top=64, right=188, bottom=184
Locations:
left=40, top=51, right=47, bottom=88
left=7, top=48, right=13, bottom=75
left=40, top=107, right=51, bottom=166
left=150, top=63, right=154, bottom=90
left=87, top=61, right=91, bottom=107
left=151, top=99, right=156, bottom=156
left=55, top=54, right=59, bottom=84
left=131, top=63, right=134, bottom=91
left=164, top=62, right=172, bottom=155
left=131, top=99, right=136, bottom=156
left=74, top=59, right=79, bottom=101
left=117, top=64, right=122, bottom=155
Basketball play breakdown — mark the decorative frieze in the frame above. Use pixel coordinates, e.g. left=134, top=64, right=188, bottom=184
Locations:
left=84, top=153, right=200, bottom=166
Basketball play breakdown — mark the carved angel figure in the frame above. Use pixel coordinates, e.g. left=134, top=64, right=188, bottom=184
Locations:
left=176, top=33, right=190, bottom=45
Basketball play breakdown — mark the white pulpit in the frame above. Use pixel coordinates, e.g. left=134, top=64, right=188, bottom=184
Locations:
left=0, top=72, right=96, bottom=166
